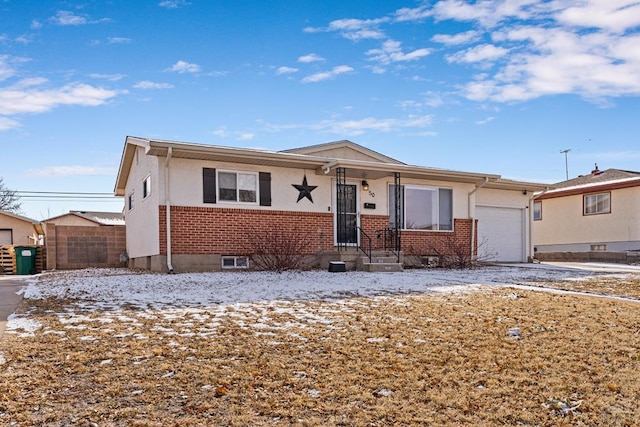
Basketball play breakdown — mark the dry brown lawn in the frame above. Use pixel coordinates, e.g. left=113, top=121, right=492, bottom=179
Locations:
left=2, top=276, right=640, bottom=426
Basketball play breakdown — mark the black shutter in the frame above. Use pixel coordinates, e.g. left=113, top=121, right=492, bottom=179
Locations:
left=259, top=172, right=271, bottom=206
left=203, top=168, right=216, bottom=203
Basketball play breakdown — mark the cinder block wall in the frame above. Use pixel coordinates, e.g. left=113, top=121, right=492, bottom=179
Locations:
left=45, top=223, right=126, bottom=270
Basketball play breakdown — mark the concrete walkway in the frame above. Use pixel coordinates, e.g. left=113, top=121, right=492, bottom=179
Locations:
left=0, top=276, right=29, bottom=339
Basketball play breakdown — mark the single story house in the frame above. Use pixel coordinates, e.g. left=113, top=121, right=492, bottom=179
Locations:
left=44, top=210, right=125, bottom=229
left=533, top=166, right=640, bottom=261
left=115, top=136, right=548, bottom=272
left=0, top=210, right=44, bottom=246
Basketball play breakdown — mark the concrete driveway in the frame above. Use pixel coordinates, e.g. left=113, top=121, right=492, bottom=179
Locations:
left=0, top=276, right=29, bottom=338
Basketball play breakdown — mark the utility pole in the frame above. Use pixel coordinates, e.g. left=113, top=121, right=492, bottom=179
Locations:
left=560, top=149, right=571, bottom=180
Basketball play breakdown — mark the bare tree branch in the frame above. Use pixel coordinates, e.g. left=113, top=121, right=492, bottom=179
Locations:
left=0, top=178, right=21, bottom=213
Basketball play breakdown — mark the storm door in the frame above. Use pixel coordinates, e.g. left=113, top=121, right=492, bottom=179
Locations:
left=335, top=179, right=359, bottom=247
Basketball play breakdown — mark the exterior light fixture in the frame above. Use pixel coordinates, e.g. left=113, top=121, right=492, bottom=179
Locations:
left=361, top=180, right=369, bottom=191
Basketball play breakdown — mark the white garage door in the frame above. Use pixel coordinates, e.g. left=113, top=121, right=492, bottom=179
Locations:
left=476, top=206, right=525, bottom=262
left=0, top=229, right=12, bottom=245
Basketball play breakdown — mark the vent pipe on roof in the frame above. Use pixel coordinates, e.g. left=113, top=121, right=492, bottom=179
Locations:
left=165, top=147, right=174, bottom=273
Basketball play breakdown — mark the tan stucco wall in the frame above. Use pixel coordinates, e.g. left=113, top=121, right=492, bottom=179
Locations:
left=0, top=214, right=38, bottom=245
left=533, top=186, right=640, bottom=247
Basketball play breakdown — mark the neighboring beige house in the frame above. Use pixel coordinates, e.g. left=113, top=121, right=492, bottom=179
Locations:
left=0, top=210, right=44, bottom=246
left=115, top=136, right=548, bottom=272
left=533, top=167, right=640, bottom=259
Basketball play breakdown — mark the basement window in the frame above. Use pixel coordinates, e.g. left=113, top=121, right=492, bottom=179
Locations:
left=221, top=256, right=249, bottom=269
left=590, top=244, right=607, bottom=252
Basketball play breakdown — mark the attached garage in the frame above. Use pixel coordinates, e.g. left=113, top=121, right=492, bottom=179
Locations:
left=476, top=206, right=526, bottom=262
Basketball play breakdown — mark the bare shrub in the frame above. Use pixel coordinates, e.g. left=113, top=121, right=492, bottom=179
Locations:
left=246, top=227, right=316, bottom=272
left=406, top=234, right=496, bottom=269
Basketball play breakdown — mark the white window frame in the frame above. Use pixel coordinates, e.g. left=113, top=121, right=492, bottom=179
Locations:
left=143, top=175, right=151, bottom=199
left=217, top=170, right=258, bottom=205
left=389, top=184, right=453, bottom=231
left=584, top=192, right=610, bottom=216
left=221, top=256, right=249, bottom=269
left=533, top=201, right=542, bottom=221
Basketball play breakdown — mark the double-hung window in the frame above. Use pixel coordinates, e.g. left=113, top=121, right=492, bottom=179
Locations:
left=533, top=201, right=542, bottom=220
left=389, top=184, right=453, bottom=230
left=218, top=171, right=257, bottom=203
left=143, top=176, right=151, bottom=199
left=584, top=192, right=610, bottom=215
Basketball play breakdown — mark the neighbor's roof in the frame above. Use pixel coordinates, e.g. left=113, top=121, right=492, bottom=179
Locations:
left=45, top=211, right=125, bottom=226
left=115, top=136, right=550, bottom=195
left=0, top=210, right=45, bottom=235
left=536, top=168, right=640, bottom=200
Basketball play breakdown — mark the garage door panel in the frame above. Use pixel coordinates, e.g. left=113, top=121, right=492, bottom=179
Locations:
left=477, top=206, right=524, bottom=262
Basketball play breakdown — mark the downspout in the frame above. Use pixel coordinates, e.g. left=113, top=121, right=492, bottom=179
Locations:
left=468, top=177, right=490, bottom=261
left=165, top=147, right=174, bottom=273
left=528, top=186, right=550, bottom=263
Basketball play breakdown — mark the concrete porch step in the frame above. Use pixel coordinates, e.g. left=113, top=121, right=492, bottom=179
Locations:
left=361, top=262, right=403, bottom=272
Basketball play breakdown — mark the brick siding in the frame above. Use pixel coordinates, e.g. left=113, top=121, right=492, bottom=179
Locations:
left=159, top=206, right=475, bottom=258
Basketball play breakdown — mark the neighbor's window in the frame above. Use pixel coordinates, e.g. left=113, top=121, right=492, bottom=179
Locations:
left=533, top=201, right=542, bottom=220
left=143, top=175, right=151, bottom=199
left=389, top=184, right=453, bottom=230
left=584, top=192, right=610, bottom=215
left=591, top=244, right=607, bottom=251
left=218, top=171, right=257, bottom=203
left=128, top=192, right=135, bottom=210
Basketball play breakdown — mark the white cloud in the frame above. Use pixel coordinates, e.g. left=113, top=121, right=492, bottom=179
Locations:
left=298, top=53, right=325, bottom=63
left=108, top=37, right=132, bottom=44
left=31, top=20, right=42, bottom=29
left=0, top=116, right=20, bottom=131
left=258, top=113, right=434, bottom=136
left=50, top=11, right=87, bottom=25
left=431, top=30, right=481, bottom=45
left=304, top=17, right=388, bottom=41
left=238, top=133, right=255, bottom=141
left=0, top=80, right=118, bottom=115
left=211, top=127, right=227, bottom=137
left=555, top=0, right=640, bottom=33
left=394, top=5, right=432, bottom=22
left=276, top=66, right=299, bottom=75
left=134, top=80, right=174, bottom=89
left=301, top=65, right=354, bottom=83
left=27, top=166, right=116, bottom=177
left=89, top=73, right=126, bottom=81
left=311, top=115, right=434, bottom=136
left=475, top=116, right=496, bottom=125
left=0, top=55, right=30, bottom=81
left=166, top=60, right=201, bottom=73
left=446, top=44, right=509, bottom=64
left=366, top=40, right=431, bottom=65
left=431, top=0, right=540, bottom=28
left=159, top=0, right=191, bottom=8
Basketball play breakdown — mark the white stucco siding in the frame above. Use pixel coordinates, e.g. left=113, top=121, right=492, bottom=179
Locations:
left=534, top=187, right=640, bottom=247
left=124, top=147, right=161, bottom=258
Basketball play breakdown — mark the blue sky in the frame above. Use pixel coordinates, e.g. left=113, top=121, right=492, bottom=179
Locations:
left=1, top=0, right=639, bottom=220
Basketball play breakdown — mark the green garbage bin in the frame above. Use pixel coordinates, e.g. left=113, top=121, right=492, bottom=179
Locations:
left=14, top=246, right=37, bottom=275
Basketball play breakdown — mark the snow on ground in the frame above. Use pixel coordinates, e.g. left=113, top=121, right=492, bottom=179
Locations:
left=4, top=263, right=639, bottom=341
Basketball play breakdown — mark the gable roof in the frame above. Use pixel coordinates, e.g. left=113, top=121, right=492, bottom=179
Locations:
left=0, top=210, right=45, bottom=235
left=45, top=211, right=125, bottom=226
left=281, top=140, right=405, bottom=165
left=536, top=168, right=640, bottom=200
left=115, top=136, right=550, bottom=195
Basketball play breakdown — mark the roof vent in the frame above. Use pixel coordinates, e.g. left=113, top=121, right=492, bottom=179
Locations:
left=591, top=164, right=600, bottom=175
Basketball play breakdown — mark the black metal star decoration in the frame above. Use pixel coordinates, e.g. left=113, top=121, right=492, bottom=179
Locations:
left=292, top=175, right=317, bottom=203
